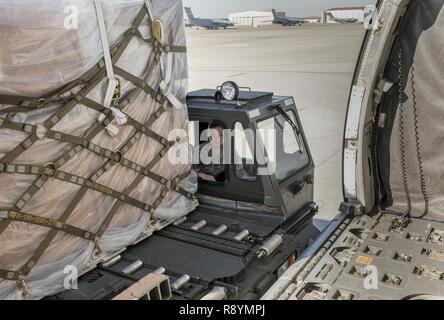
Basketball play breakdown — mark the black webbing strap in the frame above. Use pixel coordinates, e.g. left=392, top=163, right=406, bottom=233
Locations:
left=0, top=72, right=104, bottom=164
left=171, top=185, right=196, bottom=201
left=1, top=209, right=98, bottom=242
left=1, top=163, right=153, bottom=212
left=79, top=96, right=169, bottom=147
left=0, top=4, right=194, bottom=288
left=0, top=10, right=145, bottom=210
left=0, top=95, right=36, bottom=106
left=0, top=134, right=40, bottom=164
left=0, top=106, right=40, bottom=114
left=141, top=1, right=186, bottom=54
left=19, top=105, right=171, bottom=274
left=0, top=57, right=121, bottom=116
left=114, top=66, right=158, bottom=98
left=125, top=116, right=170, bottom=147
left=18, top=188, right=91, bottom=277
left=164, top=44, right=187, bottom=53
left=94, top=107, right=174, bottom=237
left=45, top=130, right=168, bottom=185
left=95, top=144, right=171, bottom=238
left=0, top=117, right=37, bottom=134
left=127, top=27, right=153, bottom=45
left=110, top=7, right=147, bottom=63
left=33, top=67, right=171, bottom=250
left=4, top=176, right=48, bottom=213
left=0, top=268, right=19, bottom=281
left=0, top=8, right=150, bottom=285
left=0, top=63, right=102, bottom=110
left=18, top=154, right=120, bottom=277
left=170, top=170, right=196, bottom=201
left=0, top=206, right=100, bottom=281
left=174, top=170, right=192, bottom=183
left=152, top=39, right=187, bottom=55
left=0, top=6, right=148, bottom=167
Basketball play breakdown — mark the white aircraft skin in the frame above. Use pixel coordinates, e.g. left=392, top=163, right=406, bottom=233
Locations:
left=325, top=12, right=358, bottom=24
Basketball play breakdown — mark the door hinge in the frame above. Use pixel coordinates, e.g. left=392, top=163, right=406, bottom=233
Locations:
left=339, top=202, right=365, bottom=216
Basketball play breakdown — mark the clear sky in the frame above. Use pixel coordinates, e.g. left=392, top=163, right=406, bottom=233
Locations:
left=183, top=0, right=377, bottom=18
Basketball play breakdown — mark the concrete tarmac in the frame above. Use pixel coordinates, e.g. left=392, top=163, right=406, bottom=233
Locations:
left=186, top=24, right=366, bottom=230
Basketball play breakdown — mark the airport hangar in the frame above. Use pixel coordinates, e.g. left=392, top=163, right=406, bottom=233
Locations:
left=321, top=6, right=366, bottom=23
left=301, top=16, right=321, bottom=24
left=228, top=10, right=286, bottom=27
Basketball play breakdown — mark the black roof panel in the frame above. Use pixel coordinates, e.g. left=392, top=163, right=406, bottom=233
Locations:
left=187, top=89, right=273, bottom=104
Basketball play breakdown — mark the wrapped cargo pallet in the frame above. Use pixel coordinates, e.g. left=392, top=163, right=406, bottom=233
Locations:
left=0, top=0, right=197, bottom=299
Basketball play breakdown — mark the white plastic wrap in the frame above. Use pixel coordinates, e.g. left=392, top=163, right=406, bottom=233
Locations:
left=0, top=0, right=197, bottom=299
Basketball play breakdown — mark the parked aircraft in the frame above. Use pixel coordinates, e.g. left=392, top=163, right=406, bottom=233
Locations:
left=271, top=9, right=304, bottom=26
left=184, top=7, right=234, bottom=29
left=325, top=12, right=359, bottom=24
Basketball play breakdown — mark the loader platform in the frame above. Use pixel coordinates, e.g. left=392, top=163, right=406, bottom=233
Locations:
left=48, top=202, right=319, bottom=300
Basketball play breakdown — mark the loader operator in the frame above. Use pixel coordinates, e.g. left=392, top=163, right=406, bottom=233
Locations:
left=194, top=121, right=226, bottom=183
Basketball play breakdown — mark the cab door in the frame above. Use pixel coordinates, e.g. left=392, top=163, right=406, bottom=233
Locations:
left=253, top=100, right=315, bottom=219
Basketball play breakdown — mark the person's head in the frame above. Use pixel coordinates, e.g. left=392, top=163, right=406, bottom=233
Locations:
left=209, top=121, right=225, bottom=146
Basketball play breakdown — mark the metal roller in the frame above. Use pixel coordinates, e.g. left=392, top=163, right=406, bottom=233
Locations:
left=101, top=255, right=121, bottom=268
left=201, top=287, right=226, bottom=300
left=211, top=225, right=228, bottom=236
left=191, top=220, right=207, bottom=231
left=154, top=267, right=166, bottom=274
left=257, top=234, right=283, bottom=258
left=122, top=260, right=143, bottom=275
left=172, top=274, right=190, bottom=290
left=173, top=216, right=187, bottom=226
left=234, top=229, right=249, bottom=241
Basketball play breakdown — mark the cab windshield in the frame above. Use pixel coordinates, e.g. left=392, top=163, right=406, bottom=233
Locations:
left=257, top=111, right=309, bottom=183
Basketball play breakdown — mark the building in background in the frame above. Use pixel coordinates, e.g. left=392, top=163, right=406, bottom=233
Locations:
left=228, top=10, right=286, bottom=27
left=321, top=7, right=365, bottom=24
left=301, top=16, right=321, bottom=24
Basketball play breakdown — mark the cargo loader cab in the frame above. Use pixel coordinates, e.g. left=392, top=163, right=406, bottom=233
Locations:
left=187, top=87, right=315, bottom=222
left=49, top=85, right=320, bottom=301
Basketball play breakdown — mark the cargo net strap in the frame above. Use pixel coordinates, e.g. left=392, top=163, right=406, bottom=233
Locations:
left=0, top=4, right=192, bottom=295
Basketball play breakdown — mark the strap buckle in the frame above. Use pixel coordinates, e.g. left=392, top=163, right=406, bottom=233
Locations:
left=150, top=209, right=158, bottom=224
left=112, top=151, right=122, bottom=164
left=34, top=98, right=46, bottom=108
left=93, top=239, right=103, bottom=258
left=111, top=80, right=121, bottom=108
left=163, top=44, right=171, bottom=52
left=43, top=163, right=56, bottom=179
left=17, top=276, right=29, bottom=298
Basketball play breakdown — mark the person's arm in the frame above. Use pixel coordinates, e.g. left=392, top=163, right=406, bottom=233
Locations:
left=193, top=142, right=218, bottom=182
left=197, top=171, right=216, bottom=182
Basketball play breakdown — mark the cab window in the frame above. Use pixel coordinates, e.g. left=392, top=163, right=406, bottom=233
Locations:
left=189, top=120, right=227, bottom=184
left=233, top=122, right=257, bottom=182
left=257, top=111, right=309, bottom=183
